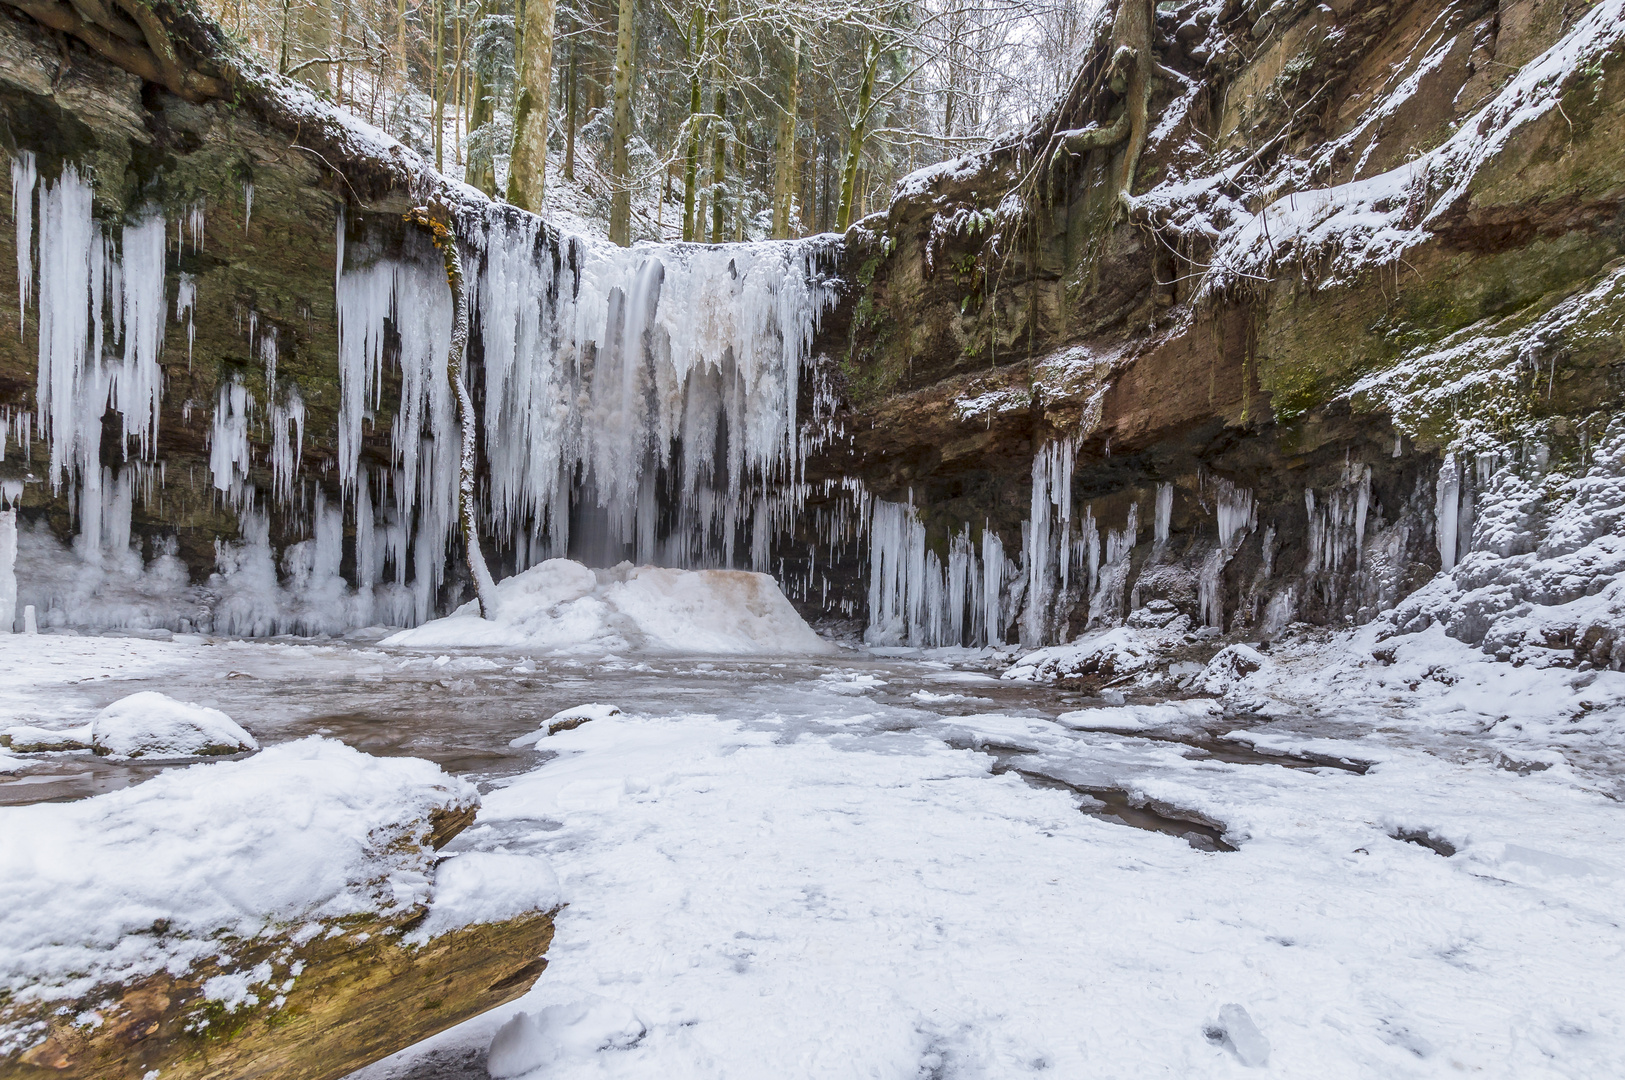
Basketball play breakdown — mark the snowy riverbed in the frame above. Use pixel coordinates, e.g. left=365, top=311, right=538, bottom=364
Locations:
left=2, top=631, right=1622, bottom=1077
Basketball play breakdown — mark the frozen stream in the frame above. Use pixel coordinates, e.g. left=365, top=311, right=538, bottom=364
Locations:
left=3, top=633, right=1623, bottom=1077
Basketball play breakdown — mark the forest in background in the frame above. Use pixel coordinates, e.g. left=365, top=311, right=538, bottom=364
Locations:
left=208, top=0, right=1101, bottom=242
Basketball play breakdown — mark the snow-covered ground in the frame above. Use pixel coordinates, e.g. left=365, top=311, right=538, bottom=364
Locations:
left=3, top=627, right=1621, bottom=1077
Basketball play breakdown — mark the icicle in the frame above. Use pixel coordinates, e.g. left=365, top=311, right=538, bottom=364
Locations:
left=116, top=211, right=167, bottom=459
left=244, top=181, right=254, bottom=229
left=35, top=166, right=95, bottom=489
left=1435, top=452, right=1460, bottom=573
left=270, top=386, right=305, bottom=503
left=175, top=273, right=197, bottom=368
left=187, top=200, right=205, bottom=251
left=261, top=323, right=279, bottom=392
left=0, top=507, right=16, bottom=633
left=1021, top=438, right=1077, bottom=646
left=12, top=151, right=35, bottom=335
left=982, top=524, right=1006, bottom=647
left=209, top=377, right=255, bottom=494
left=1154, top=483, right=1173, bottom=548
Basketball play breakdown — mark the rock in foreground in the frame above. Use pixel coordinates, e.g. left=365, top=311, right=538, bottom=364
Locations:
left=0, top=739, right=559, bottom=1079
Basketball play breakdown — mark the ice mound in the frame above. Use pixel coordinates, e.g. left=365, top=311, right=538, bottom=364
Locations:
left=1213, top=1003, right=1270, bottom=1067
left=87, top=691, right=258, bottom=759
left=487, top=996, right=648, bottom=1076
left=0, top=738, right=477, bottom=999
left=384, top=559, right=835, bottom=655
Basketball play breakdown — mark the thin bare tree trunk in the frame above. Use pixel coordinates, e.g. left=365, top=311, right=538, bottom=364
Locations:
left=680, top=8, right=704, bottom=241
left=433, top=0, right=444, bottom=171
left=563, top=26, right=578, bottom=181
left=606, top=0, right=635, bottom=245
left=836, top=37, right=879, bottom=231
left=770, top=30, right=799, bottom=239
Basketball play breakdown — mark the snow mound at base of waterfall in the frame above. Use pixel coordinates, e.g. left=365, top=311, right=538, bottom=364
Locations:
left=383, top=559, right=836, bottom=656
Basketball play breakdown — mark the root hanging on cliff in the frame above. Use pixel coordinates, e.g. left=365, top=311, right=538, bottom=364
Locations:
left=1018, top=0, right=1155, bottom=221
left=404, top=205, right=499, bottom=620
left=4, top=0, right=227, bottom=101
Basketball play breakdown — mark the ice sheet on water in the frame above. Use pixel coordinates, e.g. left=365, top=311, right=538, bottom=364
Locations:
left=1215, top=1003, right=1270, bottom=1067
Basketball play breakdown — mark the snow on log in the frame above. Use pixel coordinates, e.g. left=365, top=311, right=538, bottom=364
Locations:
left=0, top=738, right=559, bottom=1079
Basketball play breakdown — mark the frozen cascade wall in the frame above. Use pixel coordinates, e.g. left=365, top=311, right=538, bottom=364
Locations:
left=9, top=163, right=840, bottom=634
left=334, top=211, right=838, bottom=625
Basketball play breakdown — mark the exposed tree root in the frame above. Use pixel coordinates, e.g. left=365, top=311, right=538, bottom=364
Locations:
left=404, top=204, right=499, bottom=620
left=4, top=0, right=226, bottom=100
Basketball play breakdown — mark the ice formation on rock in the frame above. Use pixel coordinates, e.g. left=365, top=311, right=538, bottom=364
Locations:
left=864, top=497, right=1015, bottom=648
left=333, top=214, right=836, bottom=625
left=0, top=507, right=15, bottom=633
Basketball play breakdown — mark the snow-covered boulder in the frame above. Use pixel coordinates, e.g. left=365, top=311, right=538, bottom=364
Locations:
left=1003, top=627, right=1159, bottom=685
left=384, top=559, right=835, bottom=655
left=511, top=703, right=624, bottom=748
left=1197, top=645, right=1269, bottom=696
left=88, top=691, right=258, bottom=759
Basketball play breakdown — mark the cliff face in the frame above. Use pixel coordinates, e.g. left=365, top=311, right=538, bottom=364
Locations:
left=0, top=0, right=440, bottom=581
left=825, top=0, right=1625, bottom=651
left=0, top=0, right=1621, bottom=660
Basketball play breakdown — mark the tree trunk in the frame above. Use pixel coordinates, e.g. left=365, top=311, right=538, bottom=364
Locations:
left=709, top=85, right=727, bottom=243
left=335, top=0, right=347, bottom=106
left=452, top=4, right=465, bottom=169
left=506, top=0, right=557, bottom=210
left=1112, top=0, right=1153, bottom=210
left=734, top=107, right=746, bottom=241
left=835, top=38, right=879, bottom=232
left=563, top=29, right=578, bottom=181
left=606, top=0, right=635, bottom=246
left=680, top=9, right=704, bottom=242
left=465, top=62, right=496, bottom=195
left=432, top=0, right=443, bottom=172
left=770, top=31, right=799, bottom=240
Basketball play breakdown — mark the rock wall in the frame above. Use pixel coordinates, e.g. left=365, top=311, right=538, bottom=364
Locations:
left=823, top=0, right=1625, bottom=651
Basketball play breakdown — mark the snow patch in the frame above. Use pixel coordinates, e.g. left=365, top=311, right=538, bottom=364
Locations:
left=486, top=997, right=647, bottom=1076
